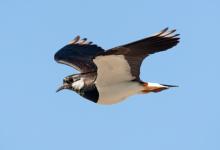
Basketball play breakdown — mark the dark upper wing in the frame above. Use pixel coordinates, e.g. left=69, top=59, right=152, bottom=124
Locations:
left=54, top=36, right=105, bottom=73
left=98, top=28, right=180, bottom=79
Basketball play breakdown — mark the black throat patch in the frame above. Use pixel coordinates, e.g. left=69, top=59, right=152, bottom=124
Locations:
left=79, top=84, right=99, bottom=103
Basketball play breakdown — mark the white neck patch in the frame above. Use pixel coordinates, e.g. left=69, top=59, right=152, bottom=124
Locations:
left=72, top=78, right=84, bottom=90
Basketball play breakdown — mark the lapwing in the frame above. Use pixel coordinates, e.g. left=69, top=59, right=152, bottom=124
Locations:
left=55, top=28, right=180, bottom=104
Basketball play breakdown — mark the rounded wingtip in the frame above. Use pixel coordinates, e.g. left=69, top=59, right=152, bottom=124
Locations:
left=68, top=35, right=80, bottom=44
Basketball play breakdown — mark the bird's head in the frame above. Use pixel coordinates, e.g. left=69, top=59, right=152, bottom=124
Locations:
left=56, top=74, right=82, bottom=93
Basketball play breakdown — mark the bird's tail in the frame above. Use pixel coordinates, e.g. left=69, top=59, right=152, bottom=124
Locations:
left=142, top=82, right=178, bottom=93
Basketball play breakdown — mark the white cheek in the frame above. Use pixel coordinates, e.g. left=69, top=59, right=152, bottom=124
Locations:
left=72, top=78, right=84, bottom=90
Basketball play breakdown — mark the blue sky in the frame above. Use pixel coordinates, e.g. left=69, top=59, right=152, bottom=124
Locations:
left=0, top=0, right=219, bottom=150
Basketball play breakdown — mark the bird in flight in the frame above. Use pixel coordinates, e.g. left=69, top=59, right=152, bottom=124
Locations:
left=54, top=28, right=180, bottom=104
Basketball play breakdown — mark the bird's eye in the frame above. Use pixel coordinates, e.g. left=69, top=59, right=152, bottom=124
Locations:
left=63, top=77, right=73, bottom=83
left=69, top=78, right=73, bottom=82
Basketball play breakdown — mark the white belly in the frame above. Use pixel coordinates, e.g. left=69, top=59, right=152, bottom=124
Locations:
left=97, top=81, right=143, bottom=104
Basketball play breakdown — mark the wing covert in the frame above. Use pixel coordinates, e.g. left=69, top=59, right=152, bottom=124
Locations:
left=98, top=28, right=180, bottom=79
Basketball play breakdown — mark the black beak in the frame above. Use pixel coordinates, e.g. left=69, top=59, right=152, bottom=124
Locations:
left=56, top=84, right=71, bottom=92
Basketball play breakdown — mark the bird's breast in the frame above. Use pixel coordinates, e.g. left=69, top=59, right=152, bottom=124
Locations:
left=96, top=81, right=143, bottom=104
